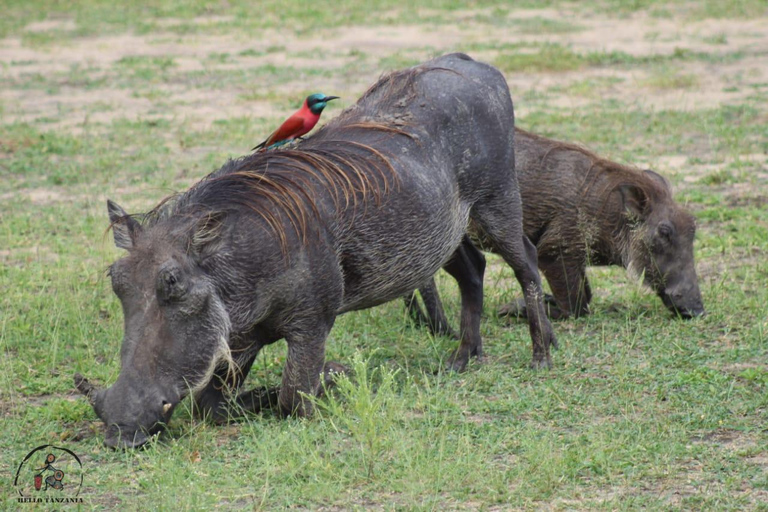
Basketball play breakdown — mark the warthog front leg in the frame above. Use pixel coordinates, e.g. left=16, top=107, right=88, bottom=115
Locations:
left=539, top=257, right=591, bottom=319
left=195, top=352, right=346, bottom=423
left=496, top=258, right=591, bottom=321
left=404, top=280, right=458, bottom=339
left=235, top=361, right=348, bottom=415
left=193, top=349, right=263, bottom=423
left=279, top=321, right=334, bottom=417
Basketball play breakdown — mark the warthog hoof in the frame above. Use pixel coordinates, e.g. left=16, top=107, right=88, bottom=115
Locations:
left=317, top=361, right=349, bottom=397
left=445, top=354, right=469, bottom=373
left=497, top=299, right=527, bottom=319
left=444, top=346, right=484, bottom=373
left=530, top=356, right=553, bottom=371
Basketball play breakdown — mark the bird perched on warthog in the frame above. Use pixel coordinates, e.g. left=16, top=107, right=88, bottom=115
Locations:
left=252, top=93, right=339, bottom=151
left=407, top=127, right=705, bottom=336
left=74, top=53, right=556, bottom=449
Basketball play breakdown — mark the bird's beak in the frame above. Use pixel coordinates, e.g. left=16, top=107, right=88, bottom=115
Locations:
left=323, top=96, right=340, bottom=102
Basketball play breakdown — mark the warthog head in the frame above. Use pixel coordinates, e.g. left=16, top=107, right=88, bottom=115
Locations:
left=75, top=200, right=233, bottom=448
left=622, top=170, right=705, bottom=318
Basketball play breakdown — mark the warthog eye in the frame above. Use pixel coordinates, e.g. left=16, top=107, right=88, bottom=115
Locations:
left=157, top=265, right=188, bottom=302
left=657, top=221, right=674, bottom=241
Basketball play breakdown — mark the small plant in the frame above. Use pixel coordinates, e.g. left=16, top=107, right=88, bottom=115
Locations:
left=314, top=352, right=401, bottom=480
left=701, top=168, right=735, bottom=185
left=703, top=33, right=728, bottom=45
left=738, top=367, right=768, bottom=386
left=642, top=68, right=699, bottom=90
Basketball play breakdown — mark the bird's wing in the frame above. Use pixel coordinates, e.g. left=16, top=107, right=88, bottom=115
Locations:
left=252, top=114, right=305, bottom=151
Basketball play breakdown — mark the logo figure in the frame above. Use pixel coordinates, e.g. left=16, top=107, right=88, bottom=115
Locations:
left=34, top=453, right=65, bottom=491
left=14, top=445, right=84, bottom=503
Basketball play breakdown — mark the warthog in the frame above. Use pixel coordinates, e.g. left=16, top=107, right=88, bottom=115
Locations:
left=407, top=127, right=704, bottom=333
left=74, top=53, right=556, bottom=448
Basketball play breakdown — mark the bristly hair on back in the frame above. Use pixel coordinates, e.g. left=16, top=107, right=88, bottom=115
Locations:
left=517, top=127, right=670, bottom=209
left=139, top=122, right=410, bottom=254
left=112, top=64, right=456, bottom=254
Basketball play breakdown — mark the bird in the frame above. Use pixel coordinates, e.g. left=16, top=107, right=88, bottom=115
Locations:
left=252, top=93, right=339, bottom=151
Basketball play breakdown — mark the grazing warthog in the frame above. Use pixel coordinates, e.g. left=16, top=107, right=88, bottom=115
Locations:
left=408, top=127, right=704, bottom=333
left=74, top=53, right=556, bottom=448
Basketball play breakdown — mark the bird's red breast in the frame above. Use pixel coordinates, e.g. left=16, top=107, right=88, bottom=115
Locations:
left=261, top=99, right=322, bottom=148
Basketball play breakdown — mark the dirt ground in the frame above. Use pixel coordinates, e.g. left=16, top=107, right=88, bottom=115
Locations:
left=3, top=8, right=767, bottom=125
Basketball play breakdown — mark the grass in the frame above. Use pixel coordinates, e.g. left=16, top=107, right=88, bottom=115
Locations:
left=641, top=68, right=700, bottom=90
left=495, top=44, right=585, bottom=73
left=3, top=0, right=767, bottom=39
left=2, top=0, right=768, bottom=510
left=510, top=16, right=584, bottom=34
left=492, top=43, right=750, bottom=75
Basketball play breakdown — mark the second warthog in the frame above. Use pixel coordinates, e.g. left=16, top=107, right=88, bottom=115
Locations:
left=408, top=128, right=704, bottom=334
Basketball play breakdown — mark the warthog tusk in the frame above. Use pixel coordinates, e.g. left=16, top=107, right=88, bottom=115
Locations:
left=163, top=403, right=172, bottom=414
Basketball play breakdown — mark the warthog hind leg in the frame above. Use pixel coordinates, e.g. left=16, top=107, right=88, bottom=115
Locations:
left=471, top=193, right=558, bottom=369
left=442, top=236, right=486, bottom=372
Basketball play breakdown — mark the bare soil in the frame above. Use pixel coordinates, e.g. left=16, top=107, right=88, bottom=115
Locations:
left=2, top=8, right=767, bottom=133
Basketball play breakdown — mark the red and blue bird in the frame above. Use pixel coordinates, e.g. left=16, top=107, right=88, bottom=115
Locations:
left=253, top=93, right=339, bottom=151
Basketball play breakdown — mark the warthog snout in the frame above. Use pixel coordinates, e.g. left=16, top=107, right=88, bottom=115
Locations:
left=660, top=286, right=706, bottom=319
left=74, top=373, right=178, bottom=449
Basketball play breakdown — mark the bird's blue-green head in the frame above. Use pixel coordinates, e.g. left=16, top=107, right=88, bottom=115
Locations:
left=305, top=93, right=339, bottom=115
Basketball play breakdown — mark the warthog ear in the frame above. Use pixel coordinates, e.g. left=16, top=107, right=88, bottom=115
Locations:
left=107, top=200, right=142, bottom=250
left=643, top=169, right=671, bottom=192
left=191, top=211, right=226, bottom=257
left=618, top=184, right=650, bottom=222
